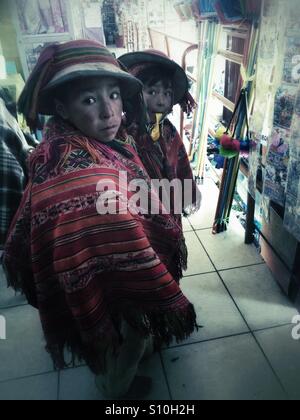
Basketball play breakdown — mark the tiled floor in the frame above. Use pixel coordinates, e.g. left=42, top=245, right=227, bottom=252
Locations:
left=0, top=178, right=300, bottom=400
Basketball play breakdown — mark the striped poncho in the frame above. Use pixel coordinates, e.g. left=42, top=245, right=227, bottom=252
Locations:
left=129, top=119, right=201, bottom=222
left=3, top=118, right=197, bottom=373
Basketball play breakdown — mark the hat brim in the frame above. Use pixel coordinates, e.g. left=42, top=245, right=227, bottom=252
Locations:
left=119, top=52, right=189, bottom=105
left=39, top=62, right=143, bottom=115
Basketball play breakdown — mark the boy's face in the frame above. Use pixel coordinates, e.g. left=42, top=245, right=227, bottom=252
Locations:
left=56, top=77, right=123, bottom=142
left=143, top=80, right=173, bottom=122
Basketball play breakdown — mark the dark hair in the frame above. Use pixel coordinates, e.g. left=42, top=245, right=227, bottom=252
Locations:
left=136, top=65, right=174, bottom=90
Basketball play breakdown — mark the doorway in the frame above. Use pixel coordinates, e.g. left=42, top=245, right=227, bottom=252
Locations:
left=101, top=0, right=118, bottom=46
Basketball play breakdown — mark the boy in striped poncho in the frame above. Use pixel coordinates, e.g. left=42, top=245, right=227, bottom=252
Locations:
left=3, top=40, right=198, bottom=399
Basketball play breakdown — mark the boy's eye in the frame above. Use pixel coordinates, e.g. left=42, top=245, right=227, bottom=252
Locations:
left=111, top=92, right=121, bottom=100
left=148, top=90, right=156, bottom=96
left=83, top=97, right=96, bottom=105
left=166, top=91, right=173, bottom=97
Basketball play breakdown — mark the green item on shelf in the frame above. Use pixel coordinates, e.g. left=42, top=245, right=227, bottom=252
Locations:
left=220, top=146, right=240, bottom=159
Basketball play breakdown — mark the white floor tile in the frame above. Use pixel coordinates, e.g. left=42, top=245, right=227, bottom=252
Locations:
left=255, top=325, right=300, bottom=400
left=188, top=180, right=219, bottom=230
left=182, top=216, right=193, bottom=232
left=0, top=372, right=58, bottom=400
left=137, top=354, right=171, bottom=400
left=162, top=334, right=286, bottom=400
left=196, top=219, right=263, bottom=270
left=220, top=265, right=299, bottom=330
left=59, top=366, right=105, bottom=401
left=59, top=354, right=169, bottom=401
left=184, top=231, right=215, bottom=276
left=178, top=273, right=249, bottom=344
left=0, top=305, right=54, bottom=382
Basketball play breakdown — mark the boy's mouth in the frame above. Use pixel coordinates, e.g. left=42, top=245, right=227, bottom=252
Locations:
left=101, top=125, right=118, bottom=132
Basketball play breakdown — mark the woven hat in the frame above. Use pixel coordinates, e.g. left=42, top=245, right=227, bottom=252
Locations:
left=119, top=50, right=189, bottom=105
left=119, top=49, right=197, bottom=114
left=18, top=40, right=142, bottom=129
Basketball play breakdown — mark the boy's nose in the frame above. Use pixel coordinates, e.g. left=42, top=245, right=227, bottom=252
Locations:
left=99, top=101, right=114, bottom=119
left=157, top=94, right=167, bottom=106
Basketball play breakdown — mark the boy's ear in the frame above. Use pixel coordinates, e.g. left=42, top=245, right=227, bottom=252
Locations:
left=55, top=99, right=69, bottom=120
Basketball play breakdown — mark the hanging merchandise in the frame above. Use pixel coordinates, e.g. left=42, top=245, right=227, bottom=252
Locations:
left=213, top=88, right=251, bottom=234
left=211, top=14, right=259, bottom=234
left=219, top=90, right=251, bottom=159
left=214, top=0, right=243, bottom=24
left=191, top=20, right=221, bottom=179
left=217, top=0, right=243, bottom=21
left=198, top=0, right=218, bottom=18
left=191, top=0, right=260, bottom=22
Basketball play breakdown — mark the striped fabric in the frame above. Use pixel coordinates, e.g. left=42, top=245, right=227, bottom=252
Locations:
left=129, top=119, right=201, bottom=218
left=3, top=118, right=197, bottom=374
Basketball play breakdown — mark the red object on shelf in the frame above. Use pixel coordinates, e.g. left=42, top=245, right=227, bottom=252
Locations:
left=220, top=133, right=241, bottom=152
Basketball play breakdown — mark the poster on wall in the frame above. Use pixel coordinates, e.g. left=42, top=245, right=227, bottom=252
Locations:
left=263, top=126, right=291, bottom=207
left=249, top=0, right=300, bottom=242
left=248, top=134, right=260, bottom=199
left=273, top=85, right=298, bottom=129
left=24, top=42, right=54, bottom=73
left=283, top=91, right=300, bottom=241
left=16, top=0, right=69, bottom=35
left=283, top=35, right=300, bottom=85
left=81, top=0, right=105, bottom=43
left=289, top=96, right=300, bottom=160
left=284, top=188, right=300, bottom=243
left=263, top=84, right=297, bottom=207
